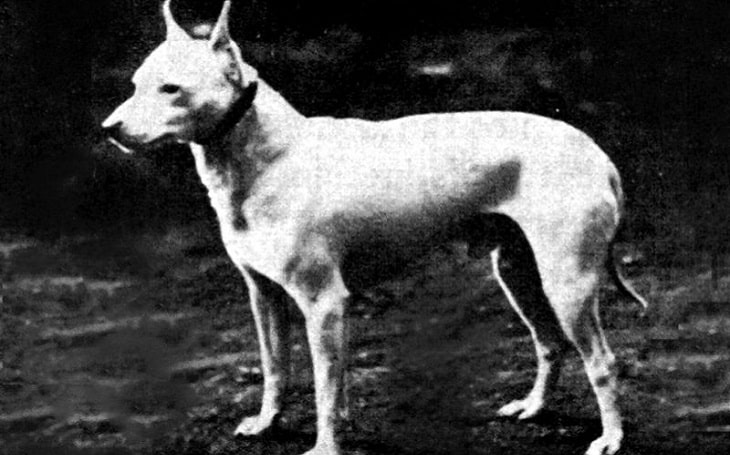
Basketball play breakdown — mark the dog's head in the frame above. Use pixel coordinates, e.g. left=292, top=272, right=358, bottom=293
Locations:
left=102, top=0, right=257, bottom=152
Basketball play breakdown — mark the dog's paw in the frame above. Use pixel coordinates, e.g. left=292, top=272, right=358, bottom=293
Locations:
left=585, top=430, right=623, bottom=455
left=497, top=398, right=544, bottom=420
left=233, top=412, right=279, bottom=437
left=302, top=442, right=341, bottom=455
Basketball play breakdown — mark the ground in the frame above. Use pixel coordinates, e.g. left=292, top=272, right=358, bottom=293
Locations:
left=1, top=225, right=729, bottom=455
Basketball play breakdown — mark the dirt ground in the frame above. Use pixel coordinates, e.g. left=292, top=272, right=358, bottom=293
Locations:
left=1, top=226, right=729, bottom=455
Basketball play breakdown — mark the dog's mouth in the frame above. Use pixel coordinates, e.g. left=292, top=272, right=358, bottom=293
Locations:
left=106, top=132, right=178, bottom=154
left=107, top=136, right=136, bottom=154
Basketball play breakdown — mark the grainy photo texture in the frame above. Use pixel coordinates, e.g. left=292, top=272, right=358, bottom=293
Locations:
left=1, top=1, right=728, bottom=455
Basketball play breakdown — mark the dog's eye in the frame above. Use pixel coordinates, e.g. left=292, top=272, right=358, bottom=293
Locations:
left=160, top=84, right=181, bottom=94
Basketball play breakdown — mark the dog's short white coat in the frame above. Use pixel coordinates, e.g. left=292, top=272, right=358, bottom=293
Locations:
left=103, top=2, right=647, bottom=455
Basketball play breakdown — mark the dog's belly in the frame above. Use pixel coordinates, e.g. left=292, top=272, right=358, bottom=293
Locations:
left=340, top=239, right=431, bottom=290
left=338, top=218, right=447, bottom=289
left=330, top=208, right=502, bottom=290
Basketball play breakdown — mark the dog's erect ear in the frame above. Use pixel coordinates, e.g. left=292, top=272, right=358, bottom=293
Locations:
left=209, top=0, right=232, bottom=50
left=208, top=0, right=253, bottom=86
left=163, top=0, right=191, bottom=42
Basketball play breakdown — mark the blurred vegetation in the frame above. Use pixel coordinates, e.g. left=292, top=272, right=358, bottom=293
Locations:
left=0, top=0, right=727, bottom=258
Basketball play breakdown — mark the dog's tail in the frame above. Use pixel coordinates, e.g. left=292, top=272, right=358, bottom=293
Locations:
left=606, top=166, right=648, bottom=311
left=607, top=239, right=649, bottom=311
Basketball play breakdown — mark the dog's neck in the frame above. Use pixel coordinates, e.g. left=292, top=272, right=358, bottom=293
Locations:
left=190, top=79, right=305, bottom=224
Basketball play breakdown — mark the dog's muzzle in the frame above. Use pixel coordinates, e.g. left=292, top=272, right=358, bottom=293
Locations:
left=101, top=122, right=136, bottom=154
left=101, top=121, right=122, bottom=140
left=101, top=123, right=171, bottom=154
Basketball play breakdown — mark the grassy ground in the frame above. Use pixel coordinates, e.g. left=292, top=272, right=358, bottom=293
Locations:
left=1, top=226, right=729, bottom=455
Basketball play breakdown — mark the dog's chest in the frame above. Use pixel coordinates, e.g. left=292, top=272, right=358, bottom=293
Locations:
left=215, top=218, right=289, bottom=278
left=214, top=188, right=303, bottom=280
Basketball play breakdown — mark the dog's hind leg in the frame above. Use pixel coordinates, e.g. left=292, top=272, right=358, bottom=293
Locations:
left=235, top=268, right=291, bottom=437
left=544, top=269, right=622, bottom=455
left=529, top=214, right=624, bottom=455
left=486, top=216, right=569, bottom=420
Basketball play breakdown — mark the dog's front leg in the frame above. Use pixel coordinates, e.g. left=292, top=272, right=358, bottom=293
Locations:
left=287, top=266, right=349, bottom=455
left=304, top=293, right=348, bottom=455
left=235, top=268, right=291, bottom=436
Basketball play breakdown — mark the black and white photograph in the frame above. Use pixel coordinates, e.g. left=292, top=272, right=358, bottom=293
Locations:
left=1, top=1, right=728, bottom=454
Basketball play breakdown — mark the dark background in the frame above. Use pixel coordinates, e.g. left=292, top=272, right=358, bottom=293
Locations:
left=1, top=0, right=728, bottom=255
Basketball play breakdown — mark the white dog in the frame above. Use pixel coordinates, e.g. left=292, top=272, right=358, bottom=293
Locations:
left=102, top=1, right=646, bottom=454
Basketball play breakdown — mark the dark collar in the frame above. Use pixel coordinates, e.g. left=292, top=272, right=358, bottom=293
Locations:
left=198, top=81, right=258, bottom=145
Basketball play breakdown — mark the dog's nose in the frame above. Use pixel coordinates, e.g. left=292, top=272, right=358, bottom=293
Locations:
left=101, top=120, right=123, bottom=138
